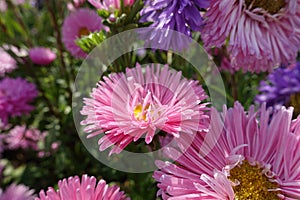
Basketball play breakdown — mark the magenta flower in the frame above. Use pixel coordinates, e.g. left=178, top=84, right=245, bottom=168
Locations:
left=62, top=8, right=105, bottom=58
left=0, top=48, right=17, bottom=76
left=29, top=47, right=56, bottom=65
left=36, top=174, right=129, bottom=200
left=88, top=0, right=134, bottom=11
left=0, top=77, right=38, bottom=127
left=81, top=64, right=209, bottom=155
left=202, top=0, right=300, bottom=72
left=5, top=126, right=47, bottom=151
left=154, top=102, right=300, bottom=199
left=0, top=183, right=35, bottom=200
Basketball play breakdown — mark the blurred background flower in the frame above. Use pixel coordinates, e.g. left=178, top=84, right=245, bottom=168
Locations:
left=256, top=62, right=300, bottom=116
left=29, top=47, right=56, bottom=65
left=62, top=8, right=105, bottom=58
left=0, top=78, right=38, bottom=127
left=0, top=48, right=17, bottom=77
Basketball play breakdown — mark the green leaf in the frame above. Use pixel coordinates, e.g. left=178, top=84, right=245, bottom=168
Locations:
left=76, top=31, right=107, bottom=53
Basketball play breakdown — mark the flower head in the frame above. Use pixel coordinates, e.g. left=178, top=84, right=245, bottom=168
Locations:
left=256, top=62, right=300, bottom=115
left=202, top=0, right=300, bottom=72
left=36, top=174, right=129, bottom=200
left=29, top=47, right=56, bottom=65
left=0, top=183, right=35, bottom=200
left=5, top=126, right=47, bottom=151
left=88, top=0, right=134, bottom=11
left=154, top=102, right=300, bottom=199
left=62, top=8, right=105, bottom=58
left=0, top=77, right=38, bottom=127
left=0, top=48, right=17, bottom=76
left=140, top=0, right=210, bottom=50
left=81, top=64, right=209, bottom=155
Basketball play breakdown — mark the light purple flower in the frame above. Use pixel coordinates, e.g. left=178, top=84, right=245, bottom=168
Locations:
left=140, top=0, right=210, bottom=50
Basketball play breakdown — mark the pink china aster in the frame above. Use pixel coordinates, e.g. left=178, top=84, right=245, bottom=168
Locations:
left=154, top=102, right=300, bottom=199
left=29, top=47, right=56, bottom=65
left=0, top=77, right=38, bottom=127
left=62, top=8, right=105, bottom=58
left=0, top=48, right=17, bottom=76
left=202, top=0, right=300, bottom=72
left=81, top=64, right=209, bottom=155
left=0, top=183, right=35, bottom=200
left=5, top=125, right=47, bottom=151
left=88, top=0, right=134, bottom=11
left=36, top=174, right=129, bottom=200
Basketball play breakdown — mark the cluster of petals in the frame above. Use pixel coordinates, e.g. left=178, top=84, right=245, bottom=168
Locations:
left=0, top=77, right=38, bottom=127
left=35, top=174, right=129, bottom=200
left=154, top=102, right=300, bottom=199
left=202, top=0, right=300, bottom=72
left=81, top=64, right=209, bottom=155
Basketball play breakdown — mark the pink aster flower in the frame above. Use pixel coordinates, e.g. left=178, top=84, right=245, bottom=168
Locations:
left=81, top=64, right=209, bottom=155
left=154, top=102, right=300, bottom=199
left=36, top=174, right=129, bottom=200
left=0, top=48, right=17, bottom=76
left=202, top=0, right=300, bottom=72
left=5, top=126, right=47, bottom=151
left=62, top=8, right=105, bottom=58
left=0, top=77, right=38, bottom=127
left=88, top=0, right=134, bottom=11
left=29, top=47, right=56, bottom=65
left=0, top=183, right=35, bottom=200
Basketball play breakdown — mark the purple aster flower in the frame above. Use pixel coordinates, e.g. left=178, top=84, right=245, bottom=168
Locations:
left=29, top=47, right=56, bottom=65
left=256, top=62, right=300, bottom=115
left=0, top=77, right=38, bottom=127
left=0, top=183, right=35, bottom=200
left=140, top=0, right=210, bottom=50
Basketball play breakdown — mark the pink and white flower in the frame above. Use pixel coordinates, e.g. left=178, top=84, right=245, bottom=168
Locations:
left=154, top=102, right=300, bottom=199
left=81, top=64, right=209, bottom=155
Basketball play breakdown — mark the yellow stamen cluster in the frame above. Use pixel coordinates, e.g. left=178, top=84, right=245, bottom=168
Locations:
left=245, top=0, right=286, bottom=14
left=133, top=104, right=149, bottom=121
left=290, top=93, right=300, bottom=117
left=229, top=161, right=280, bottom=200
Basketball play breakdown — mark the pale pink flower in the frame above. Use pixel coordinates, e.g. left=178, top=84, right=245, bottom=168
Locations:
left=81, top=64, right=209, bottom=155
left=29, top=47, right=56, bottom=65
left=154, top=102, right=300, bottom=199
left=62, top=8, right=105, bottom=58
left=36, top=174, right=129, bottom=200
left=202, top=0, right=300, bottom=72
left=0, top=183, right=35, bottom=200
left=88, top=0, right=134, bottom=11
left=5, top=126, right=47, bottom=151
left=0, top=48, right=17, bottom=76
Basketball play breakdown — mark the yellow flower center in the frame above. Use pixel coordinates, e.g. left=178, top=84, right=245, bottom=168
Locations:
left=245, top=0, right=286, bottom=14
left=78, top=27, right=90, bottom=37
left=229, top=162, right=280, bottom=200
left=289, top=93, right=300, bottom=117
left=133, top=104, right=150, bottom=121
